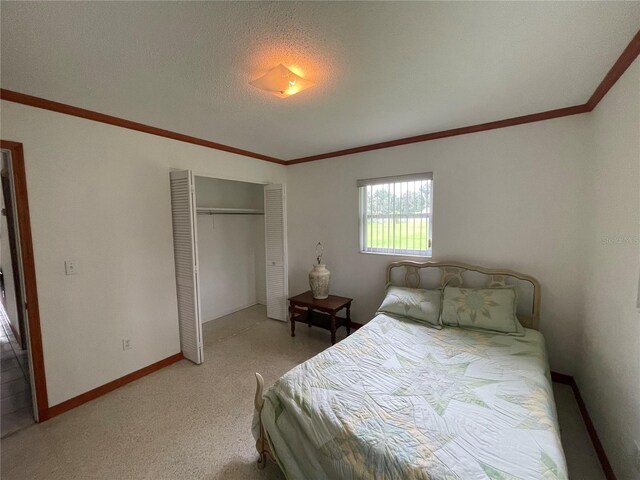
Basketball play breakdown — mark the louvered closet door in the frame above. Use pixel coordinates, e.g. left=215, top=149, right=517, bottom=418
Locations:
left=169, top=170, right=203, bottom=364
left=264, top=184, right=288, bottom=321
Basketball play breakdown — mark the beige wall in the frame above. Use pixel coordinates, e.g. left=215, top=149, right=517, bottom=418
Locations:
left=287, top=114, right=591, bottom=375
left=0, top=101, right=285, bottom=406
left=576, top=58, right=640, bottom=479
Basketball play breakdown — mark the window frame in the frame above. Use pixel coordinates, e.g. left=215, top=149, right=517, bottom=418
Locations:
left=358, top=173, right=433, bottom=257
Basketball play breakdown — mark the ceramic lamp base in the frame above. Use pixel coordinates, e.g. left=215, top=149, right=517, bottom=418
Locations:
left=309, top=264, right=331, bottom=299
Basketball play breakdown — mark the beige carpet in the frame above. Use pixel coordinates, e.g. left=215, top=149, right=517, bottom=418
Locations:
left=0, top=305, right=603, bottom=479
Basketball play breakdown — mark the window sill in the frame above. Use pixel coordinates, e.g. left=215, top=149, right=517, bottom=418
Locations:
left=359, top=250, right=433, bottom=259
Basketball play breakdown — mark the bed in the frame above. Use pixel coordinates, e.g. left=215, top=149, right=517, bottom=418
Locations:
left=253, top=261, right=568, bottom=479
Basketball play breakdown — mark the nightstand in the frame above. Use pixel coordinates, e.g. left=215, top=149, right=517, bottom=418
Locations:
left=288, top=291, right=353, bottom=345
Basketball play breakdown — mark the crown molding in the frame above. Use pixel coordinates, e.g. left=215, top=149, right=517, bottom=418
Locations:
left=1, top=30, right=638, bottom=165
left=0, top=89, right=286, bottom=165
left=587, top=29, right=640, bottom=110
left=287, top=104, right=590, bottom=164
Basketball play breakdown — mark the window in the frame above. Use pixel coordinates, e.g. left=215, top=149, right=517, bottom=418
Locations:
left=358, top=173, right=433, bottom=256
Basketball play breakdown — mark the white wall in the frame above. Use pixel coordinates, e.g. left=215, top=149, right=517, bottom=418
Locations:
left=287, top=115, right=591, bottom=374
left=576, top=58, right=640, bottom=479
left=3, top=78, right=636, bottom=477
left=194, top=176, right=264, bottom=210
left=195, top=176, right=266, bottom=321
left=0, top=101, right=285, bottom=406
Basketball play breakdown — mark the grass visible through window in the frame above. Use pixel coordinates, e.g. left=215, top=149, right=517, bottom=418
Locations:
left=366, top=218, right=430, bottom=252
left=360, top=177, right=432, bottom=255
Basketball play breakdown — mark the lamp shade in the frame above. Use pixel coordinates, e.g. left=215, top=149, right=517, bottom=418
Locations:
left=249, top=64, right=315, bottom=98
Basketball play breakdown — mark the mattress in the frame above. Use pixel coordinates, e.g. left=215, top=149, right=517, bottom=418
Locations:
left=259, top=313, right=568, bottom=479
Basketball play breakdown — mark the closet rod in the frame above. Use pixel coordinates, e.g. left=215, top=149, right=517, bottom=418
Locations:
left=196, top=208, right=264, bottom=215
left=196, top=212, right=264, bottom=216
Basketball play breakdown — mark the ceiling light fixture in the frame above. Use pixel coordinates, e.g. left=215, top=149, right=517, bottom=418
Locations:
left=249, top=64, right=315, bottom=98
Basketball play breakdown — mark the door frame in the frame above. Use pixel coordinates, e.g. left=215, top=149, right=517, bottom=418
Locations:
left=1, top=166, right=28, bottom=349
left=0, top=140, right=49, bottom=422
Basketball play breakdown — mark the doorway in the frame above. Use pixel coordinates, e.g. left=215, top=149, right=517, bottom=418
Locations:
left=0, top=141, right=48, bottom=430
left=0, top=149, right=33, bottom=435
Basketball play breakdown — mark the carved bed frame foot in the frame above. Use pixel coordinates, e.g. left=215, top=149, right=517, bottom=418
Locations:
left=254, top=373, right=274, bottom=469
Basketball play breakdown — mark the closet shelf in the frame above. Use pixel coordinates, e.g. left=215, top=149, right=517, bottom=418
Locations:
left=196, top=207, right=264, bottom=215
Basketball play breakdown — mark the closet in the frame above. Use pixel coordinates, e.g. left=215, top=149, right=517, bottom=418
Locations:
left=169, top=170, right=287, bottom=364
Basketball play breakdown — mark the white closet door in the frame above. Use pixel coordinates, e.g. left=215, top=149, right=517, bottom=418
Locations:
left=264, top=184, right=288, bottom=321
left=170, top=170, right=203, bottom=364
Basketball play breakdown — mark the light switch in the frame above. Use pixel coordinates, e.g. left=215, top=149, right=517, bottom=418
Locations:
left=64, top=260, right=78, bottom=275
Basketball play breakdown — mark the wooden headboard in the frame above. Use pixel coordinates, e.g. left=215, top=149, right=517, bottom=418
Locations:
left=386, top=261, right=541, bottom=330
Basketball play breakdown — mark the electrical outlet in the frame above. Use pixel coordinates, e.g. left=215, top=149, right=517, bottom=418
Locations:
left=64, top=260, right=78, bottom=275
left=122, top=338, right=131, bottom=351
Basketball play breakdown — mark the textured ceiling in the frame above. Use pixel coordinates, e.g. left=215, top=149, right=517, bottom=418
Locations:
left=1, top=2, right=639, bottom=160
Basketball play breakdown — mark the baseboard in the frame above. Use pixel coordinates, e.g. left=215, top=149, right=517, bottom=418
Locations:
left=569, top=379, right=617, bottom=480
left=202, top=301, right=261, bottom=323
left=551, top=371, right=616, bottom=480
left=550, top=371, right=573, bottom=385
left=350, top=321, right=364, bottom=330
left=44, top=352, right=183, bottom=420
left=5, top=317, right=22, bottom=345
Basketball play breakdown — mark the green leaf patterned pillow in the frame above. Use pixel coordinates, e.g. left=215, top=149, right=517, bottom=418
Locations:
left=377, top=286, right=442, bottom=328
left=441, top=286, right=524, bottom=336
